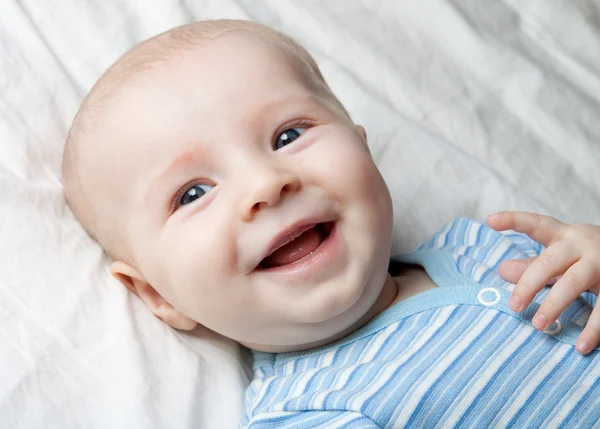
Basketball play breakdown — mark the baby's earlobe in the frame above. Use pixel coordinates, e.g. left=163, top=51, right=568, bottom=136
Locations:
left=355, top=124, right=371, bottom=155
left=355, top=124, right=367, bottom=140
left=110, top=260, right=198, bottom=331
left=156, top=305, right=198, bottom=330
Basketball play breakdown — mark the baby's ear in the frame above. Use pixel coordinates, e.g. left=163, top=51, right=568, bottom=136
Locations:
left=355, top=124, right=371, bottom=155
left=110, top=261, right=198, bottom=331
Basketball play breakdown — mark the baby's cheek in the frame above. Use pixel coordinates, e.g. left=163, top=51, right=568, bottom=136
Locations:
left=165, top=220, right=240, bottom=319
left=145, top=235, right=205, bottom=313
left=343, top=159, right=393, bottom=258
left=337, top=147, right=392, bottom=217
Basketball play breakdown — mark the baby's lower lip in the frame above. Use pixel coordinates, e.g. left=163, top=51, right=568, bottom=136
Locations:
left=254, top=222, right=340, bottom=280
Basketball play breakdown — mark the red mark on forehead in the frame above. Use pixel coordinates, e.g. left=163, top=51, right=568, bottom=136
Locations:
left=170, top=138, right=206, bottom=169
left=144, top=141, right=207, bottom=213
left=151, top=142, right=206, bottom=189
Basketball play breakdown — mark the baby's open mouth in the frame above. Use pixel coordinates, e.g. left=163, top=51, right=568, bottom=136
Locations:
left=259, top=222, right=334, bottom=269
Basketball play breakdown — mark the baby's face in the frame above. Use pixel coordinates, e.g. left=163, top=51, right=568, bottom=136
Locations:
left=101, top=34, right=393, bottom=350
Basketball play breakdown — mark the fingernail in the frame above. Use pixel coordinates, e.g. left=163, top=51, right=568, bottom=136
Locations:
left=509, top=295, right=522, bottom=311
left=533, top=314, right=547, bottom=330
left=577, top=341, right=590, bottom=354
left=487, top=212, right=502, bottom=220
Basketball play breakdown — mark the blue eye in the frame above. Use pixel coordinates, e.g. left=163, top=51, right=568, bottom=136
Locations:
left=274, top=128, right=305, bottom=150
left=179, top=183, right=213, bottom=206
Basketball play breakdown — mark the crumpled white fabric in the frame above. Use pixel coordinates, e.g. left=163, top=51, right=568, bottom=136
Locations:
left=1, top=0, right=599, bottom=428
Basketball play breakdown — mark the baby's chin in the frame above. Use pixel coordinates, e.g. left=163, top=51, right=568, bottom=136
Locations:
left=239, top=307, right=368, bottom=353
left=274, top=277, right=372, bottom=328
left=243, top=282, right=386, bottom=353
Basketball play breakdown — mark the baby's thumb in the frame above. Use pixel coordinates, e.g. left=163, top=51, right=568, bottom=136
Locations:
left=498, top=257, right=537, bottom=284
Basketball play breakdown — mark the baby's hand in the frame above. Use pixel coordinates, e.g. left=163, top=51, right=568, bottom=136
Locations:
left=487, top=211, right=600, bottom=355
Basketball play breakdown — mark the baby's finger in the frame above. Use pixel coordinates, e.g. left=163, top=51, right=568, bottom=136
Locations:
left=532, top=260, right=595, bottom=331
left=487, top=211, right=567, bottom=247
left=509, top=242, right=579, bottom=312
left=577, top=304, right=600, bottom=355
left=498, top=257, right=537, bottom=284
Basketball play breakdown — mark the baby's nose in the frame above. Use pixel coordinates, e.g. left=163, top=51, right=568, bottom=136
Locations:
left=240, top=167, right=301, bottom=221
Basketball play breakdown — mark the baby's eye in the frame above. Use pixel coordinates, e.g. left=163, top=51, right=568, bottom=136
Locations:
left=274, top=128, right=306, bottom=150
left=179, top=183, right=213, bottom=206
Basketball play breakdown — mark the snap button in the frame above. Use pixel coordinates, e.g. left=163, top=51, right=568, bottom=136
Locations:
left=477, top=287, right=501, bottom=306
left=544, top=319, right=562, bottom=335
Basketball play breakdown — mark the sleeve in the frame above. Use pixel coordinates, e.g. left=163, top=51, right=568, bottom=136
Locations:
left=244, top=410, right=382, bottom=429
left=419, top=217, right=544, bottom=263
left=498, top=229, right=544, bottom=259
left=413, top=218, right=544, bottom=288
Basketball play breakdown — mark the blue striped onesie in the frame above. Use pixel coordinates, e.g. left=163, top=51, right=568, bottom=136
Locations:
left=242, top=218, right=600, bottom=428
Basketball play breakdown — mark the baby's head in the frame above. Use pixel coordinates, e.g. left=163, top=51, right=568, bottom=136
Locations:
left=63, top=20, right=394, bottom=352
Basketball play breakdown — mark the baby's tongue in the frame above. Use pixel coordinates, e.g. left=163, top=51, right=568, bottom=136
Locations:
left=263, top=227, right=322, bottom=268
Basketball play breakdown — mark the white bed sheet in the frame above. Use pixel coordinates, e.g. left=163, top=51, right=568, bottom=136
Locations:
left=1, top=0, right=599, bottom=428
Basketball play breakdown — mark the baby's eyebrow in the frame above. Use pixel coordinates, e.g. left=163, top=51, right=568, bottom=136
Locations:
left=146, top=147, right=204, bottom=209
left=250, top=92, right=331, bottom=130
left=254, top=94, right=318, bottom=119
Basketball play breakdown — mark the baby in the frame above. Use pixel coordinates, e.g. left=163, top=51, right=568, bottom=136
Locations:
left=62, top=20, right=600, bottom=428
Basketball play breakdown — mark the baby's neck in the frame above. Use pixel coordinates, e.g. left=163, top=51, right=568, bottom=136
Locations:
left=388, top=265, right=437, bottom=306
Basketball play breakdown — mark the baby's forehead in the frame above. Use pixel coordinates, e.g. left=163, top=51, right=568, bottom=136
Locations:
left=88, top=36, right=319, bottom=168
left=100, top=35, right=322, bottom=130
